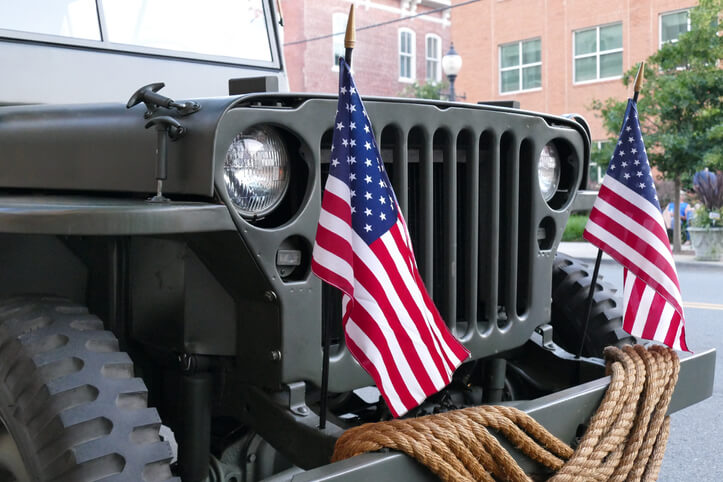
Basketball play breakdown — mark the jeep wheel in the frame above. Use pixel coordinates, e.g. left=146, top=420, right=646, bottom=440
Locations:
left=551, top=253, right=636, bottom=358
left=0, top=297, right=177, bottom=481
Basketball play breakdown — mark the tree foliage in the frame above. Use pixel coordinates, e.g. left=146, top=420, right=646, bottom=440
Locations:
left=592, top=0, right=723, bottom=179
left=400, top=80, right=449, bottom=100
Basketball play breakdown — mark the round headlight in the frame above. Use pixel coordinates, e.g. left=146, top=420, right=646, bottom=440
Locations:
left=538, top=142, right=561, bottom=202
left=224, top=126, right=290, bottom=218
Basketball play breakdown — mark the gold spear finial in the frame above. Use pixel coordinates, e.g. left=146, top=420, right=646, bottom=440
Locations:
left=345, top=4, right=356, bottom=50
left=634, top=61, right=645, bottom=95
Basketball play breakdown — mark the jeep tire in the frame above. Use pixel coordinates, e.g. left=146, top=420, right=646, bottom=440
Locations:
left=0, top=297, right=177, bottom=481
left=551, top=253, right=636, bottom=358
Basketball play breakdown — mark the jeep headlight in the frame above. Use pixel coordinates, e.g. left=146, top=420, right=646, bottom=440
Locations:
left=538, top=142, right=561, bottom=202
left=224, top=126, right=290, bottom=218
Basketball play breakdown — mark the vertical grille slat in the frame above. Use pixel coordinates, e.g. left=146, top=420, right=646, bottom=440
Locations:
left=501, top=133, right=519, bottom=327
left=394, top=128, right=409, bottom=217
left=482, top=133, right=500, bottom=326
left=420, top=129, right=434, bottom=294
left=443, top=131, right=457, bottom=332
left=463, top=132, right=479, bottom=336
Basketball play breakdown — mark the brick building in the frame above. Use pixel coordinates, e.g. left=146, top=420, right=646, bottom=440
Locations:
left=450, top=0, right=696, bottom=142
left=282, top=0, right=453, bottom=96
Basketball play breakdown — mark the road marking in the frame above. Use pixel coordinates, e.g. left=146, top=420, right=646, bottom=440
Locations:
left=683, top=301, right=723, bottom=311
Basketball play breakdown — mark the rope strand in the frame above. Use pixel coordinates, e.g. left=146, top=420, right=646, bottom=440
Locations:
left=333, top=345, right=679, bottom=482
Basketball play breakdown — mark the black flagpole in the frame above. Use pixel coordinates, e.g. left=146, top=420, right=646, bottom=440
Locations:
left=577, top=62, right=645, bottom=358
left=320, top=4, right=355, bottom=431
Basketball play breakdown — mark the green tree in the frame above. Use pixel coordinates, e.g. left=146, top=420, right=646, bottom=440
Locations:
left=400, top=80, right=449, bottom=100
left=592, top=0, right=723, bottom=253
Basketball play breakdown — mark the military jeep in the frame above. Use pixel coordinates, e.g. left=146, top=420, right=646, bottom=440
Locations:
left=0, top=1, right=715, bottom=481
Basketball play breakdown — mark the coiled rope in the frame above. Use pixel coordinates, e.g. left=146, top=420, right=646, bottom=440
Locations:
left=332, top=345, right=679, bottom=482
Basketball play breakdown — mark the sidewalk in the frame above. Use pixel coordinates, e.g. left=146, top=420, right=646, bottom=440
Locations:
left=558, top=241, right=723, bottom=269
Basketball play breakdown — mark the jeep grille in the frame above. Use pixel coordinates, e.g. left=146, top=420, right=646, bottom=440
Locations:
left=221, top=96, right=584, bottom=391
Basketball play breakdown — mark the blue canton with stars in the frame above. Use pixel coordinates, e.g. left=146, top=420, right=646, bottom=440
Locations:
left=605, top=100, right=660, bottom=211
left=329, top=59, right=398, bottom=245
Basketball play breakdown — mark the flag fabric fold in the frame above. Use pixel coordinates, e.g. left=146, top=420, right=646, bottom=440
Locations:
left=312, top=59, right=470, bottom=417
left=583, top=99, right=688, bottom=352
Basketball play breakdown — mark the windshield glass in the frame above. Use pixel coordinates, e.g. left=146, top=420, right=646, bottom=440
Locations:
left=0, top=0, right=101, bottom=40
left=0, top=0, right=273, bottom=63
left=101, top=0, right=272, bottom=62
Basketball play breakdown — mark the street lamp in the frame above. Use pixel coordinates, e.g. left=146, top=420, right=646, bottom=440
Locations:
left=442, top=43, right=463, bottom=102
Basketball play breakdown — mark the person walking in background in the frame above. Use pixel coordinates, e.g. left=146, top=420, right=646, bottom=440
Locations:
left=665, top=192, right=694, bottom=244
left=663, top=205, right=674, bottom=242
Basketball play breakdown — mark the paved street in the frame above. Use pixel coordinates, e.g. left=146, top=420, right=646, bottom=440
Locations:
left=559, top=243, right=723, bottom=481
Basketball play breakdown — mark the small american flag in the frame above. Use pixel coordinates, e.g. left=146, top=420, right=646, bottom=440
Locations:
left=312, top=59, right=469, bottom=417
left=583, top=99, right=688, bottom=351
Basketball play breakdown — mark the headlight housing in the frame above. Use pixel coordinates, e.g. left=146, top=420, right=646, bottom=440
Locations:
left=538, top=142, right=561, bottom=202
left=224, top=125, right=290, bottom=218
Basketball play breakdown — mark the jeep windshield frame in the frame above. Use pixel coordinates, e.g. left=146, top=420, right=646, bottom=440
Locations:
left=0, top=0, right=281, bottom=69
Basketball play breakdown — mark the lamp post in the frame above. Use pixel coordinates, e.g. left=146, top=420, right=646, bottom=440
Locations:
left=442, top=43, right=463, bottom=102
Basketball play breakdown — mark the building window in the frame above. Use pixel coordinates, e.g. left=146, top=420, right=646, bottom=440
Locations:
left=499, top=38, right=541, bottom=94
left=574, top=23, right=623, bottom=83
left=399, top=28, right=415, bottom=81
left=425, top=34, right=441, bottom=82
left=660, top=10, right=690, bottom=46
left=332, top=13, right=346, bottom=68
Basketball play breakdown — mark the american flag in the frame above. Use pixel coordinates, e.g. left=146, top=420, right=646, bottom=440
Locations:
left=312, top=59, right=470, bottom=417
left=583, top=99, right=688, bottom=351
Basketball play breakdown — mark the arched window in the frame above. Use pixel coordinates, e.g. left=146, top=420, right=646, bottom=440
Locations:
left=425, top=34, right=441, bottom=83
left=399, top=28, right=416, bottom=81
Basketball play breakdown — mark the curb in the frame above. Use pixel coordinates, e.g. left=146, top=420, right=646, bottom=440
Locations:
left=568, top=256, right=723, bottom=270
left=558, top=242, right=723, bottom=269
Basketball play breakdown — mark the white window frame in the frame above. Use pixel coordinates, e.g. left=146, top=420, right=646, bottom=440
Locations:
left=659, top=9, right=691, bottom=47
left=498, top=37, right=542, bottom=95
left=331, top=13, right=346, bottom=71
left=425, top=33, right=441, bottom=83
left=398, top=28, right=416, bottom=82
left=573, top=22, right=623, bottom=85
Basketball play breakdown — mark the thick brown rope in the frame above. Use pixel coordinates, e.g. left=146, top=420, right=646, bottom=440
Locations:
left=332, top=345, right=679, bottom=482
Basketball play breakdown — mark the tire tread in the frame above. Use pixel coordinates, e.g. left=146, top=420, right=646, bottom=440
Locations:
left=551, top=253, right=636, bottom=357
left=0, top=297, right=177, bottom=481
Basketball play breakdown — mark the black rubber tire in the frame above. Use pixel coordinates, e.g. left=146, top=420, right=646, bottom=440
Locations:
left=551, top=253, right=636, bottom=358
left=0, top=296, right=178, bottom=482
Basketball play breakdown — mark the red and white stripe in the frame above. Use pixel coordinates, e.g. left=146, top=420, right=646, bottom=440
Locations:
left=622, top=271, right=687, bottom=351
left=312, top=175, right=469, bottom=417
left=584, top=175, right=688, bottom=352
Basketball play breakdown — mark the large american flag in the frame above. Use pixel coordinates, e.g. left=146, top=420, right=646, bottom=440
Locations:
left=312, top=59, right=470, bottom=417
left=583, top=99, right=688, bottom=351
